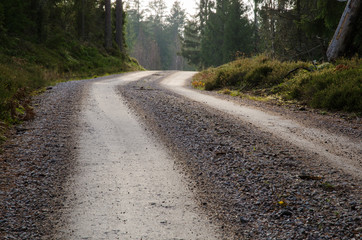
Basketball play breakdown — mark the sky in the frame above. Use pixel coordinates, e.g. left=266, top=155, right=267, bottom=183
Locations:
left=164, top=0, right=198, bottom=16
left=120, top=0, right=254, bottom=19
left=121, top=0, right=199, bottom=17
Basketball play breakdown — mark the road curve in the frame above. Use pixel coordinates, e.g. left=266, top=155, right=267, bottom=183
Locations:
left=57, top=72, right=220, bottom=239
left=161, top=72, right=362, bottom=179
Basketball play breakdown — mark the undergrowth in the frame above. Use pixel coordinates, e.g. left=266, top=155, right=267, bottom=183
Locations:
left=193, top=55, right=361, bottom=113
left=0, top=34, right=143, bottom=145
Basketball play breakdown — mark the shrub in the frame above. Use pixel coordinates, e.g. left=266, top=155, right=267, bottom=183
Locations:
left=193, top=55, right=361, bottom=113
left=0, top=35, right=143, bottom=123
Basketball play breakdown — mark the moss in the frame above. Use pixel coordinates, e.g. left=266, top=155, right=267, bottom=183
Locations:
left=0, top=35, right=143, bottom=123
left=193, top=55, right=361, bottom=113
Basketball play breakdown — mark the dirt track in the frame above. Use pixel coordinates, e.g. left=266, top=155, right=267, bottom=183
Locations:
left=56, top=72, right=220, bottom=239
left=1, top=71, right=361, bottom=239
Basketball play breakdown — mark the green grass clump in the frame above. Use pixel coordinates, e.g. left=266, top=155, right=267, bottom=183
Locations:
left=279, top=58, right=361, bottom=112
left=194, top=55, right=308, bottom=91
left=193, top=55, right=361, bottom=113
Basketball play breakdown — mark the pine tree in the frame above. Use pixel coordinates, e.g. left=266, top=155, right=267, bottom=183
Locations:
left=167, top=1, right=186, bottom=70
left=116, top=0, right=124, bottom=52
left=105, top=0, right=112, bottom=50
left=181, top=20, right=201, bottom=67
left=222, top=0, right=252, bottom=62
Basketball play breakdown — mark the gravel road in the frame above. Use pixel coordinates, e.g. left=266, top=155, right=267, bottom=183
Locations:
left=118, top=71, right=361, bottom=239
left=56, top=72, right=220, bottom=239
left=1, top=71, right=361, bottom=239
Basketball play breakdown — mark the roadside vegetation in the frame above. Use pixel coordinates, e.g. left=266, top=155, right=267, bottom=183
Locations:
left=0, top=1, right=143, bottom=147
left=0, top=36, right=142, bottom=147
left=0, top=35, right=142, bottom=122
left=192, top=55, right=361, bottom=113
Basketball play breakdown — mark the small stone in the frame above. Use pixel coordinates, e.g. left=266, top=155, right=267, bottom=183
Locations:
left=240, top=217, right=249, bottom=223
left=279, top=210, right=293, bottom=217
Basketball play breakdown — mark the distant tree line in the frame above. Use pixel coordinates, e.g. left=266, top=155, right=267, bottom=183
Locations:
left=181, top=0, right=362, bottom=69
left=0, top=0, right=126, bottom=53
left=125, top=0, right=192, bottom=70
left=1, top=0, right=359, bottom=70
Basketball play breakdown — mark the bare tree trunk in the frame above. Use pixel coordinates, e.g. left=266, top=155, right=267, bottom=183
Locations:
left=105, top=0, right=112, bottom=50
left=326, top=0, right=361, bottom=61
left=116, top=0, right=123, bottom=52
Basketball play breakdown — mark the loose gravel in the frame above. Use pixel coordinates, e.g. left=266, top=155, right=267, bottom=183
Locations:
left=0, top=80, right=86, bottom=239
left=118, top=76, right=361, bottom=240
left=1, top=72, right=361, bottom=239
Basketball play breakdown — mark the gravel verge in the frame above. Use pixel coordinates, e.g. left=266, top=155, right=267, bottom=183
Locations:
left=202, top=89, right=361, bottom=141
left=0, top=80, right=86, bottom=239
left=118, top=77, right=361, bottom=240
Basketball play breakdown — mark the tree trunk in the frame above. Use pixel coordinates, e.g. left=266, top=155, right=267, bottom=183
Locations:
left=105, top=0, right=112, bottom=50
left=253, top=0, right=259, bottom=52
left=326, top=0, right=361, bottom=61
left=81, top=0, right=85, bottom=40
left=116, top=0, right=123, bottom=52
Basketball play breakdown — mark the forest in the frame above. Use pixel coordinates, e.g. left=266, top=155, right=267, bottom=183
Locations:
left=186, top=0, right=361, bottom=112
left=181, top=0, right=361, bottom=68
left=124, top=0, right=361, bottom=70
left=0, top=0, right=142, bottom=124
left=0, top=0, right=361, bottom=124
left=125, top=0, right=190, bottom=70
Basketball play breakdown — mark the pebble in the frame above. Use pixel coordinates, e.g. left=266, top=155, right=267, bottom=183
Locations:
left=0, top=80, right=87, bottom=239
left=119, top=77, right=362, bottom=239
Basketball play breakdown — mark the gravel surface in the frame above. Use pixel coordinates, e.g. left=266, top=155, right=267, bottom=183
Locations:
left=201, top=88, right=362, bottom=142
left=1, top=72, right=361, bottom=239
left=56, top=72, right=221, bottom=239
left=0, top=80, right=86, bottom=239
left=118, top=75, right=362, bottom=240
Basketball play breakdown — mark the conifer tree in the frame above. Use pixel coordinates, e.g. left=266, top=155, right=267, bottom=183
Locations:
left=181, top=20, right=201, bottom=67
left=223, top=0, right=252, bottom=62
left=116, top=0, right=124, bottom=52
left=105, top=0, right=112, bottom=50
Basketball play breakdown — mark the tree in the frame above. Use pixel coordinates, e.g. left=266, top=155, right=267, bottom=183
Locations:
left=105, top=0, right=112, bottom=49
left=197, top=0, right=214, bottom=35
left=166, top=1, right=186, bottom=69
left=148, top=0, right=167, bottom=23
left=327, top=0, right=362, bottom=61
left=181, top=20, right=201, bottom=67
left=116, top=0, right=124, bottom=52
left=0, top=3, right=4, bottom=31
left=222, top=0, right=253, bottom=62
left=196, top=0, right=253, bottom=67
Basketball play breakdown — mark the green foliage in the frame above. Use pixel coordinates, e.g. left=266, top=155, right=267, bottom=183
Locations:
left=197, top=55, right=307, bottom=90
left=287, top=60, right=362, bottom=112
left=0, top=34, right=142, bottom=123
left=0, top=3, right=4, bottom=30
left=194, top=55, right=361, bottom=113
left=0, top=0, right=143, bottom=131
left=181, top=20, right=201, bottom=67
left=192, top=0, right=253, bottom=68
left=251, top=0, right=355, bottom=61
left=222, top=0, right=253, bottom=62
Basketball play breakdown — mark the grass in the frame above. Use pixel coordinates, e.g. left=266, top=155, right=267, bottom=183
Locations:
left=0, top=34, right=143, bottom=146
left=193, top=55, right=361, bottom=113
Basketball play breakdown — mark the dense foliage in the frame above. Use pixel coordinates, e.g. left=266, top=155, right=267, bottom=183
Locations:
left=0, top=0, right=141, bottom=125
left=181, top=0, right=361, bottom=69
